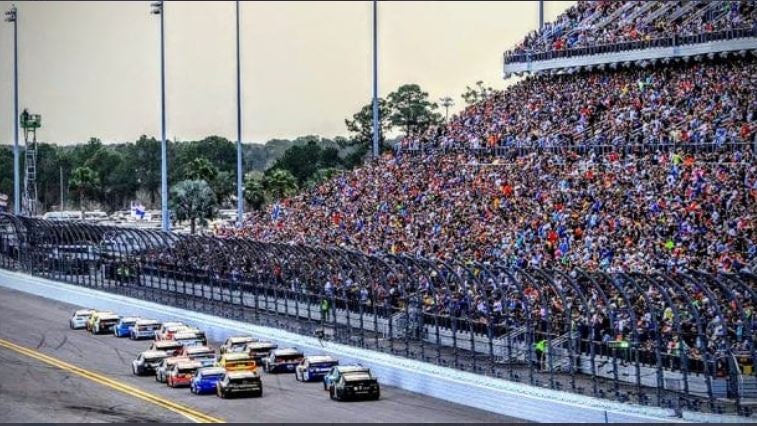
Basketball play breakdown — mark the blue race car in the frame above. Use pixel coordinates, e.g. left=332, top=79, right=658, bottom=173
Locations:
left=113, top=316, right=140, bottom=337
left=190, top=367, right=226, bottom=395
left=295, top=355, right=339, bottom=382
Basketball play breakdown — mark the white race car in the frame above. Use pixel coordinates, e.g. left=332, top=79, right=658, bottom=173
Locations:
left=69, top=309, right=96, bottom=330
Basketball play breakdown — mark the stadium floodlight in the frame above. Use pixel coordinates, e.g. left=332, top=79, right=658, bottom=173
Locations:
left=235, top=0, right=244, bottom=227
left=151, top=0, right=169, bottom=232
left=371, top=0, right=379, bottom=158
left=439, top=97, right=454, bottom=122
left=5, top=5, right=19, bottom=214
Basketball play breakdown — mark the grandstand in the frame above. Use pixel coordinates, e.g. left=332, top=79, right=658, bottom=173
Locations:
left=0, top=0, right=754, bottom=418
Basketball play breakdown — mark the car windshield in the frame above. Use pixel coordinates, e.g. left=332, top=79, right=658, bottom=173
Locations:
left=347, top=379, right=376, bottom=387
left=312, top=362, right=336, bottom=368
left=178, top=367, right=198, bottom=373
left=189, top=351, right=214, bottom=358
left=202, top=374, right=223, bottom=380
left=276, top=354, right=302, bottom=362
left=145, top=355, right=166, bottom=362
left=230, top=378, right=258, bottom=384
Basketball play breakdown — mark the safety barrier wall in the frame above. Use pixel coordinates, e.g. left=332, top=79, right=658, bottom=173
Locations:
left=0, top=268, right=710, bottom=423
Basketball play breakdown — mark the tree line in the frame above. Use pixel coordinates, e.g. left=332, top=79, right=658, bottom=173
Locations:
left=0, top=81, right=493, bottom=230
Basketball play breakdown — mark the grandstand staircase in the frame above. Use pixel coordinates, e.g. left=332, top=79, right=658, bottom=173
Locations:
left=620, top=1, right=660, bottom=26
left=668, top=1, right=703, bottom=23
left=641, top=1, right=679, bottom=25
left=593, top=1, right=637, bottom=31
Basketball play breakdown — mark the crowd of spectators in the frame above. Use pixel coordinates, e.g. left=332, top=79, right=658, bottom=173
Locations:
left=398, top=57, right=756, bottom=153
left=505, top=0, right=756, bottom=63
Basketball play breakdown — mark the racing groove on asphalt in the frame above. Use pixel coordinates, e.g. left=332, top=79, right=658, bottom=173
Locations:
left=0, top=286, right=527, bottom=423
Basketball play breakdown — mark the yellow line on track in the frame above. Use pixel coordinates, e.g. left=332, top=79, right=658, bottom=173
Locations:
left=0, top=338, right=224, bottom=423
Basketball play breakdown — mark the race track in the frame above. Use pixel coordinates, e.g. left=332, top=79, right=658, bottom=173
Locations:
left=0, top=286, right=527, bottom=423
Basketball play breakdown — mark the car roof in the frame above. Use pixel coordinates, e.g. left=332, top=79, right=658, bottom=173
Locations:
left=176, top=361, right=203, bottom=369
left=246, top=341, right=277, bottom=349
left=227, top=371, right=259, bottom=379
left=221, top=353, right=252, bottom=361
left=74, top=309, right=96, bottom=315
left=272, top=348, right=302, bottom=356
left=153, top=340, right=183, bottom=348
left=92, top=310, right=114, bottom=316
left=228, top=336, right=256, bottom=343
left=98, top=314, right=121, bottom=320
left=136, top=319, right=160, bottom=325
left=343, top=373, right=374, bottom=382
left=306, top=355, right=336, bottom=363
left=198, top=367, right=226, bottom=376
left=337, top=365, right=368, bottom=373
left=120, top=316, right=140, bottom=322
left=185, top=346, right=213, bottom=353
left=142, top=350, right=168, bottom=358
left=173, top=332, right=202, bottom=339
left=165, top=356, right=190, bottom=364
left=162, top=322, right=185, bottom=328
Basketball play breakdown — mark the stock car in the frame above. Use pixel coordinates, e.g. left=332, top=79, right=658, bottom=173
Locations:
left=295, top=355, right=339, bottom=382
left=190, top=367, right=226, bottom=395
left=262, top=348, right=304, bottom=374
left=178, top=345, right=216, bottom=367
left=166, top=360, right=203, bottom=388
left=216, top=371, right=263, bottom=399
left=132, top=350, right=169, bottom=376
left=172, top=331, right=205, bottom=348
left=130, top=319, right=162, bottom=340
left=216, top=353, right=257, bottom=372
left=219, top=335, right=258, bottom=355
left=155, top=356, right=190, bottom=383
left=113, top=316, right=140, bottom=337
left=149, top=340, right=185, bottom=357
left=323, top=365, right=370, bottom=391
left=69, top=309, right=96, bottom=329
left=91, top=313, right=121, bottom=334
left=155, top=322, right=186, bottom=340
left=331, top=372, right=380, bottom=401
left=245, top=341, right=278, bottom=364
left=85, top=311, right=115, bottom=332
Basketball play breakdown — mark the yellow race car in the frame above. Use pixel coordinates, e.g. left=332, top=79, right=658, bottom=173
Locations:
left=216, top=352, right=257, bottom=372
left=85, top=310, right=115, bottom=332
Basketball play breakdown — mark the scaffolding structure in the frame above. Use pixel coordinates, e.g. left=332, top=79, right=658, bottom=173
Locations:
left=20, top=109, right=41, bottom=216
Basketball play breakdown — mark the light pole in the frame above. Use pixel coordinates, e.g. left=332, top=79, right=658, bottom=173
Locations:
left=439, top=96, right=454, bottom=122
left=235, top=0, right=244, bottom=227
left=151, top=1, right=169, bottom=232
left=5, top=5, right=18, bottom=215
left=539, top=0, right=544, bottom=30
left=371, top=0, right=379, bottom=158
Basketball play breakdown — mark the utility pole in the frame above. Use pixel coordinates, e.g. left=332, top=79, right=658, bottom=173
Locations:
left=5, top=5, right=18, bottom=214
left=539, top=0, right=544, bottom=30
left=151, top=1, right=169, bottom=232
left=371, top=0, right=379, bottom=158
left=59, top=165, right=63, bottom=212
left=235, top=0, right=244, bottom=228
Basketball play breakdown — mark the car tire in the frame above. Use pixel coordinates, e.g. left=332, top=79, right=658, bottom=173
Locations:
left=373, top=390, right=380, bottom=400
left=254, top=390, right=262, bottom=398
left=69, top=321, right=74, bottom=330
left=323, top=382, right=327, bottom=391
left=132, top=365, right=139, bottom=376
left=190, top=385, right=196, bottom=394
left=329, top=388, right=335, bottom=400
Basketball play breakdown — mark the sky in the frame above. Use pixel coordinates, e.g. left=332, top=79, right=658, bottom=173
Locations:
left=0, top=1, right=574, bottom=146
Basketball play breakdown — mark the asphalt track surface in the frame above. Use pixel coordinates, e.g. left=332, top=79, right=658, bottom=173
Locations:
left=0, top=286, right=526, bottom=423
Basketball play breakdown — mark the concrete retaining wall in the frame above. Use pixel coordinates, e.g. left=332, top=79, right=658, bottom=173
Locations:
left=0, top=269, right=700, bottom=423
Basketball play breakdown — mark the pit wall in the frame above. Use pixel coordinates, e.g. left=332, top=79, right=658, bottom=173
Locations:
left=1, top=269, right=746, bottom=423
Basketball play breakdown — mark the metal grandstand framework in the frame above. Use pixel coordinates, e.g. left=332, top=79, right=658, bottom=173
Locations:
left=0, top=213, right=753, bottom=416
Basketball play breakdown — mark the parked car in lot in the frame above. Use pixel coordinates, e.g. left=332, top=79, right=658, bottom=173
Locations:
left=331, top=372, right=380, bottom=401
left=132, top=350, right=169, bottom=376
left=295, top=355, right=339, bottom=382
left=263, top=348, right=304, bottom=374
left=216, top=371, right=262, bottom=398
left=148, top=340, right=185, bottom=357
left=219, top=335, right=257, bottom=355
left=130, top=319, right=162, bottom=340
left=245, top=341, right=278, bottom=364
left=190, top=367, right=226, bottom=395
left=91, top=313, right=121, bottom=334
left=178, top=345, right=216, bottom=367
left=323, top=365, right=370, bottom=391
left=69, top=309, right=96, bottom=329
left=166, top=360, right=203, bottom=388
left=113, top=316, right=140, bottom=337
left=216, top=352, right=257, bottom=372
left=155, top=356, right=190, bottom=383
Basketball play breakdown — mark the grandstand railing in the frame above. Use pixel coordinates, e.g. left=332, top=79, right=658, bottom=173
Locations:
left=0, top=214, right=754, bottom=416
left=504, top=26, right=757, bottom=65
left=394, top=141, right=757, bottom=159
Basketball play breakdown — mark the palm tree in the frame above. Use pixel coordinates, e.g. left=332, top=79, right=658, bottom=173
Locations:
left=243, top=175, right=266, bottom=211
left=69, top=166, right=100, bottom=212
left=263, top=169, right=298, bottom=201
left=170, top=179, right=217, bottom=234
